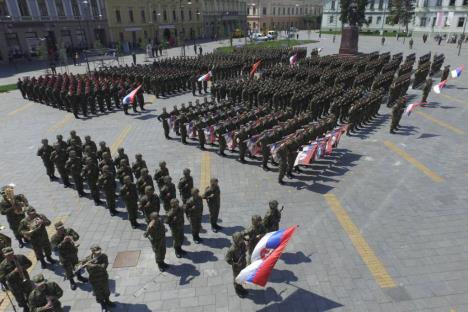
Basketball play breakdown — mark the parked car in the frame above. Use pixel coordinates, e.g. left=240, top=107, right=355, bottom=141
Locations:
left=267, top=30, right=278, bottom=40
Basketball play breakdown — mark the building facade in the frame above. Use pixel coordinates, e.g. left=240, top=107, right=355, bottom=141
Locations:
left=0, top=0, right=109, bottom=63
left=247, top=0, right=323, bottom=34
left=104, top=0, right=204, bottom=53
left=321, top=0, right=400, bottom=33
left=321, top=0, right=468, bottom=34
left=413, top=0, right=468, bottom=34
left=201, top=0, right=247, bottom=39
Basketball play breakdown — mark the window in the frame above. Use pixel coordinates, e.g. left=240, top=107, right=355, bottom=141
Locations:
left=90, top=0, right=99, bottom=16
left=464, top=0, right=468, bottom=5
left=377, top=16, right=381, bottom=24
left=329, top=15, right=334, bottom=24
left=378, top=0, right=383, bottom=9
left=55, top=0, right=65, bottom=16
left=116, top=10, right=121, bottom=23
left=283, top=7, right=285, bottom=15
left=273, top=7, right=276, bottom=15
left=386, top=16, right=391, bottom=24
left=262, top=7, right=266, bottom=15
left=172, top=10, right=176, bottom=21
left=369, top=0, right=375, bottom=9
left=367, top=16, right=373, bottom=24
left=196, top=9, right=199, bottom=20
left=37, top=0, right=48, bottom=16
left=0, top=0, right=10, bottom=16
left=432, top=16, right=436, bottom=26
left=331, top=1, right=335, bottom=10
left=70, top=0, right=80, bottom=16
left=180, top=9, right=184, bottom=20
left=18, top=0, right=30, bottom=16
left=420, top=17, right=426, bottom=26
left=129, top=9, right=134, bottom=23
left=163, top=9, right=167, bottom=21
left=189, top=10, right=192, bottom=20
left=423, top=0, right=428, bottom=7
left=141, top=10, right=145, bottom=22
left=436, top=0, right=442, bottom=5
left=449, top=0, right=455, bottom=5
left=287, top=7, right=290, bottom=14
left=458, top=17, right=465, bottom=27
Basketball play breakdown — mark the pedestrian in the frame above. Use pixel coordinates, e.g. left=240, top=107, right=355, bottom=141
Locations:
left=198, top=45, right=203, bottom=55
left=132, top=52, right=136, bottom=65
left=381, top=36, right=385, bottom=46
left=409, top=38, right=414, bottom=49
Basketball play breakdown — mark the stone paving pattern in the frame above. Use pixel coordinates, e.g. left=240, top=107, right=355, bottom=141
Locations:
left=0, top=33, right=467, bottom=311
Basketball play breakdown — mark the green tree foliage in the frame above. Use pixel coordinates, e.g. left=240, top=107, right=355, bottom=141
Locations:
left=389, top=0, right=415, bottom=33
left=340, top=0, right=369, bottom=26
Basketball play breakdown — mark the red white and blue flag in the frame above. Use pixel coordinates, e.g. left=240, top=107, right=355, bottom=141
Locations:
left=224, top=132, right=235, bottom=150
left=451, top=64, right=464, bottom=78
left=433, top=80, right=447, bottom=94
left=122, top=85, right=142, bottom=106
left=289, top=54, right=298, bottom=66
left=246, top=136, right=261, bottom=156
left=294, top=143, right=318, bottom=166
left=198, top=71, right=212, bottom=82
left=204, top=125, right=216, bottom=144
left=405, top=101, right=426, bottom=116
left=235, top=225, right=297, bottom=287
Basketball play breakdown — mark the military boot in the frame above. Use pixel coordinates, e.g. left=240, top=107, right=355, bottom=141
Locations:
left=70, top=278, right=77, bottom=290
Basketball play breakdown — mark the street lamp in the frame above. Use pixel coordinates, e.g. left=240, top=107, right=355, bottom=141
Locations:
left=179, top=0, right=192, bottom=56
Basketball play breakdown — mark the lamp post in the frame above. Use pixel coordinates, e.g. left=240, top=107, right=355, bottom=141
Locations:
left=288, top=4, right=299, bottom=47
left=179, top=0, right=192, bottom=56
left=458, top=13, right=467, bottom=56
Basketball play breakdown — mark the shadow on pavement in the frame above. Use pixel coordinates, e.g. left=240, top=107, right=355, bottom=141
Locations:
left=186, top=249, right=218, bottom=264
left=166, top=263, right=200, bottom=285
left=280, top=251, right=313, bottom=264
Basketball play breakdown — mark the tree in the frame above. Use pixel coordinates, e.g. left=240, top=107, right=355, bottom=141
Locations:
left=340, top=0, right=369, bottom=27
left=389, top=0, right=415, bottom=34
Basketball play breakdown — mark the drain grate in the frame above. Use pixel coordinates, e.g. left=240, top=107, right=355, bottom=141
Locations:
left=113, top=250, right=141, bottom=268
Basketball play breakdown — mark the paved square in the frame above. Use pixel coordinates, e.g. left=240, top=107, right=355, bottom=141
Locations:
left=0, top=33, right=467, bottom=312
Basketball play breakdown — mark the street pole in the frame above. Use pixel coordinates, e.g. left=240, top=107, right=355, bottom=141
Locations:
left=458, top=13, right=467, bottom=56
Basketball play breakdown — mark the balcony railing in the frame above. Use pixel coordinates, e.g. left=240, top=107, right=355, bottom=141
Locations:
left=0, top=14, right=106, bottom=22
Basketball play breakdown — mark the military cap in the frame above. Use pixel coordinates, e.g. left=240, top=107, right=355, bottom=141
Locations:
left=2, top=247, right=14, bottom=256
left=26, top=206, right=36, bottom=214
left=90, top=244, right=101, bottom=252
left=54, top=221, right=64, bottom=229
left=32, top=273, right=46, bottom=284
left=70, top=130, right=76, bottom=136
left=269, top=200, right=279, bottom=209
left=183, top=168, right=190, bottom=175
left=159, top=161, right=166, bottom=167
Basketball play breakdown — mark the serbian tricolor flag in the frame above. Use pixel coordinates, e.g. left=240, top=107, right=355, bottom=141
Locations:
left=250, top=60, right=262, bottom=79
left=186, top=122, right=196, bottom=138
left=294, top=144, right=318, bottom=166
left=246, top=136, right=261, bottom=156
left=122, top=85, right=142, bottom=106
left=433, top=80, right=447, bottom=94
left=235, top=225, right=297, bottom=287
left=405, top=101, right=426, bottom=116
left=289, top=54, right=298, bottom=66
left=451, top=65, right=464, bottom=78
left=198, top=71, right=212, bottom=82
left=204, top=126, right=216, bottom=144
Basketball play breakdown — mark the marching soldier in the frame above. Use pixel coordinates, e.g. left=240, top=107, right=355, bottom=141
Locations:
left=51, top=143, right=71, bottom=188
left=18, top=207, right=57, bottom=269
left=0, top=247, right=33, bottom=311
left=263, top=200, right=282, bottom=232
left=1, top=184, right=28, bottom=247
left=154, top=161, right=170, bottom=190
left=166, top=199, right=186, bottom=258
left=178, top=168, right=194, bottom=204
left=80, top=245, right=114, bottom=311
left=139, top=186, right=160, bottom=223
left=185, top=188, right=203, bottom=244
left=0, top=233, right=11, bottom=263
left=136, top=168, right=154, bottom=196
left=82, top=157, right=102, bottom=206
left=114, top=147, right=129, bottom=170
left=132, top=153, right=148, bottom=180
left=37, top=139, right=57, bottom=181
left=67, top=130, right=83, bottom=156
left=120, top=176, right=140, bottom=229
left=144, top=212, right=168, bottom=272
left=422, top=77, right=433, bottom=103
left=202, top=178, right=222, bottom=232
left=99, top=152, right=116, bottom=177
left=117, top=159, right=134, bottom=184
left=225, top=232, right=248, bottom=298
left=242, top=215, right=266, bottom=260
left=158, top=107, right=171, bottom=139
left=50, top=221, right=88, bottom=290
left=97, top=141, right=111, bottom=161
left=83, top=135, right=98, bottom=154
left=65, top=150, right=85, bottom=197
left=28, top=273, right=63, bottom=312
left=160, top=176, right=176, bottom=213
left=97, top=166, right=118, bottom=216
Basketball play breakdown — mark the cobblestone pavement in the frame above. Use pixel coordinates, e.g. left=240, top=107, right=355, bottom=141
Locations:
left=0, top=34, right=467, bottom=312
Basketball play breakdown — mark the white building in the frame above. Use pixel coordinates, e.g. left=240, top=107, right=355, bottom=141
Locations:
left=321, top=0, right=400, bottom=33
left=321, top=0, right=468, bottom=34
left=413, top=0, right=468, bottom=34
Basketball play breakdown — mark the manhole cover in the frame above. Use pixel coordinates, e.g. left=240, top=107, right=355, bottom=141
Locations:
left=113, top=250, right=141, bottom=268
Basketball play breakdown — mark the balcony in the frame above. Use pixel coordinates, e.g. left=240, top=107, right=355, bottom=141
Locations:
left=0, top=14, right=106, bottom=23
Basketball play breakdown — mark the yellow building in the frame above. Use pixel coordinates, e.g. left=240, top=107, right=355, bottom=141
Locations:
left=105, top=0, right=203, bottom=53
